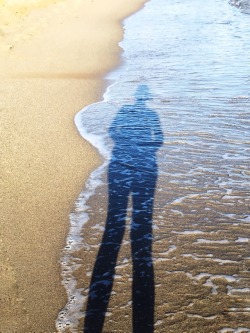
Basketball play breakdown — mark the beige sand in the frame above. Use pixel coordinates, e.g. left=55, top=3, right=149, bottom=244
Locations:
left=0, top=0, right=146, bottom=331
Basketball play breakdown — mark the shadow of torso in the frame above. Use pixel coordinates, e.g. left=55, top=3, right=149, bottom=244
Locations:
left=109, top=102, right=163, bottom=171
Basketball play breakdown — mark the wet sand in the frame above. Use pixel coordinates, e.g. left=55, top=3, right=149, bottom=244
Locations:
left=0, top=0, right=146, bottom=331
left=76, top=176, right=250, bottom=333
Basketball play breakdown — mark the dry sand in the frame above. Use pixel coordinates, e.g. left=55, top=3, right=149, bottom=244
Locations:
left=0, top=0, right=146, bottom=331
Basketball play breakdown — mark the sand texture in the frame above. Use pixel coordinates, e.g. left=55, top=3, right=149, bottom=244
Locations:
left=0, top=0, right=146, bottom=332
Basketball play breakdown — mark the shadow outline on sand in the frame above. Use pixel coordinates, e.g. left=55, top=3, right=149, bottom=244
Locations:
left=83, top=84, right=163, bottom=333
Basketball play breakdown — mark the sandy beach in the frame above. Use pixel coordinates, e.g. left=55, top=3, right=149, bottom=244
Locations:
left=0, top=0, right=146, bottom=331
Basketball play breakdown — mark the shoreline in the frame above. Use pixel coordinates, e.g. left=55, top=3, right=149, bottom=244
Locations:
left=0, top=1, right=146, bottom=331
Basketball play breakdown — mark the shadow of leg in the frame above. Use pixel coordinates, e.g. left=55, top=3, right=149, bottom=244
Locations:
left=83, top=239, right=123, bottom=333
left=131, top=222, right=155, bottom=333
left=83, top=162, right=130, bottom=333
left=131, top=176, right=156, bottom=333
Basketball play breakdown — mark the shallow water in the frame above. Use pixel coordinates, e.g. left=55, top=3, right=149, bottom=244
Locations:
left=56, top=0, right=250, bottom=332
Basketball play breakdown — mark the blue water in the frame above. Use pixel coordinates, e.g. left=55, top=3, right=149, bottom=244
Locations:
left=56, top=0, right=250, bottom=332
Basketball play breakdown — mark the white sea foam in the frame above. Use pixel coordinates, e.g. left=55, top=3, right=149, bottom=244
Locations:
left=235, top=237, right=249, bottom=243
left=227, top=287, right=250, bottom=295
left=55, top=162, right=108, bottom=331
left=219, top=328, right=250, bottom=333
left=158, top=245, right=177, bottom=256
left=195, top=239, right=230, bottom=244
left=187, top=314, right=217, bottom=319
left=172, top=230, right=204, bottom=235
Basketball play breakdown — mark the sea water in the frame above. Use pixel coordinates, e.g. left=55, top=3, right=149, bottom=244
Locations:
left=56, top=0, right=250, bottom=332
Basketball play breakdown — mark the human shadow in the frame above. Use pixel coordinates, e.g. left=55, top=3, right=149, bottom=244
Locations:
left=83, top=85, right=164, bottom=333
